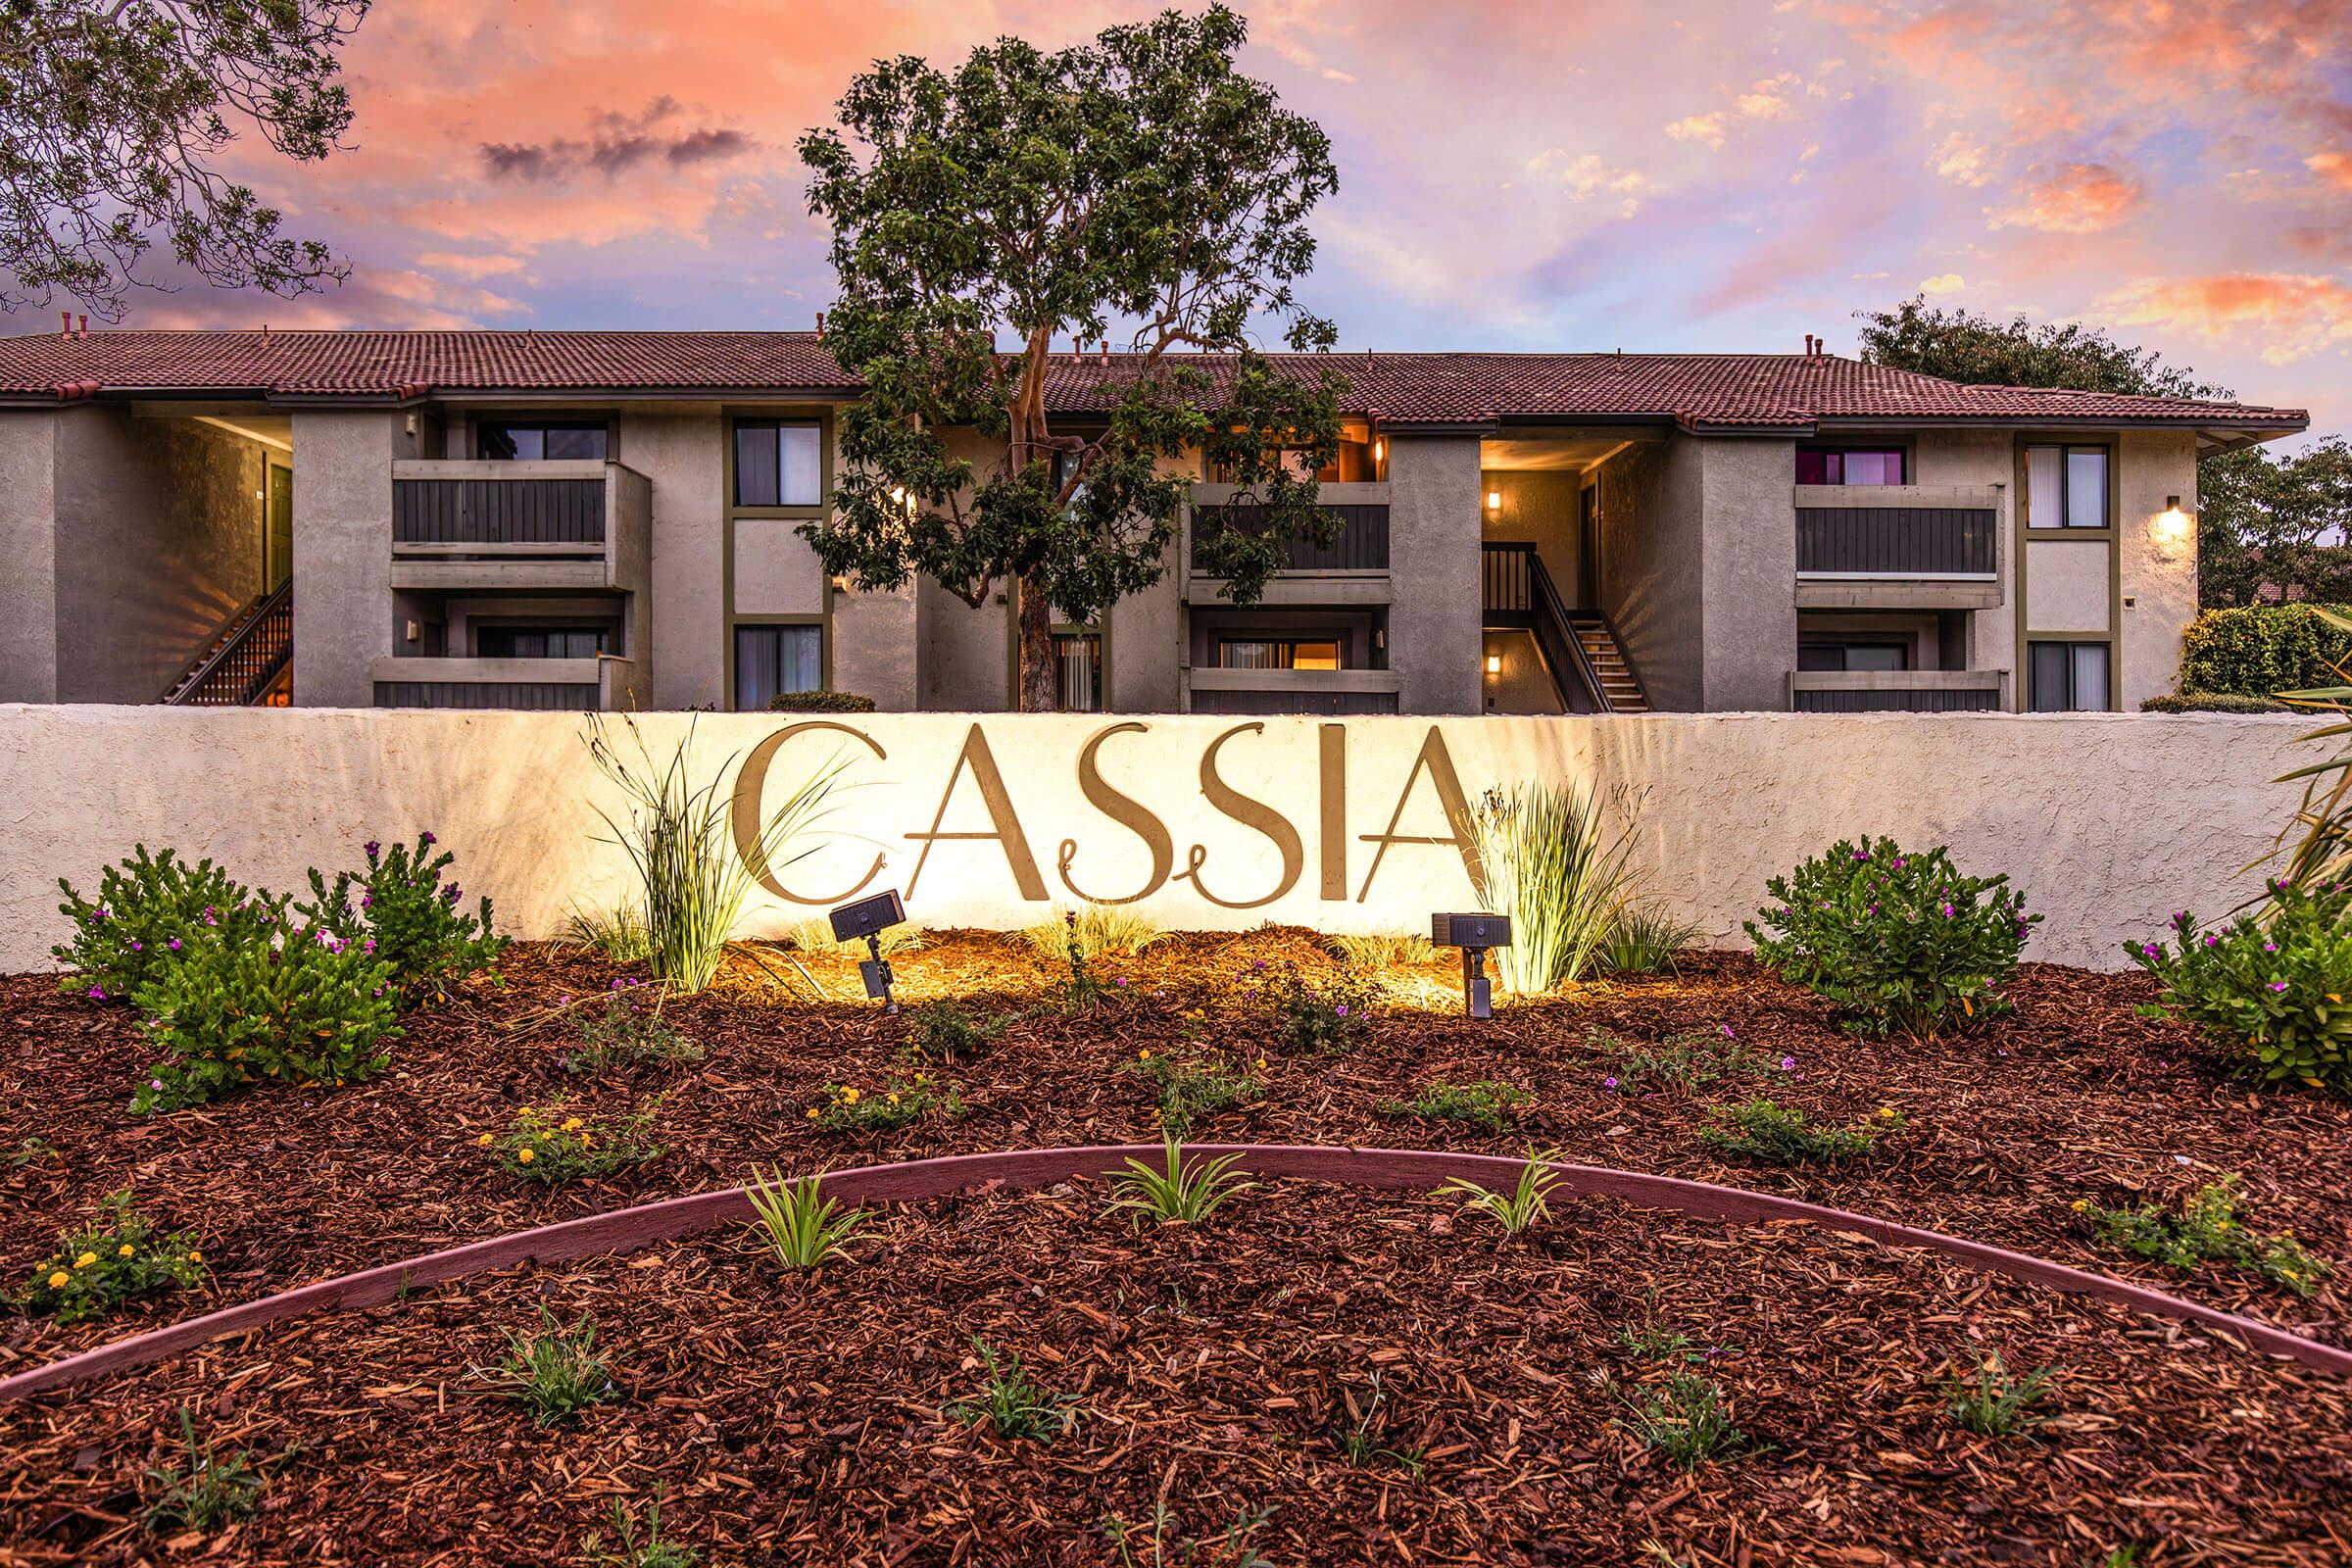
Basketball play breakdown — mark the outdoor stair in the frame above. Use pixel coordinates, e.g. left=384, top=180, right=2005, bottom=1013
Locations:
left=162, top=582, right=293, bottom=706
left=1567, top=614, right=1648, bottom=713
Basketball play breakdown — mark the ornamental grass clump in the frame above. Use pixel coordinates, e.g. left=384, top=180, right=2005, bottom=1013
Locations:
left=2128, top=881, right=2352, bottom=1097
left=299, top=832, right=506, bottom=1005
left=587, top=715, right=840, bottom=995
left=1106, top=1136, right=1254, bottom=1225
left=1744, top=837, right=2036, bottom=1036
left=2076, top=1176, right=2333, bottom=1299
left=128, top=918, right=401, bottom=1113
left=743, top=1168, right=864, bottom=1271
left=54, top=846, right=275, bottom=1000
left=1438, top=1151, right=1565, bottom=1239
left=1696, top=1099, right=1903, bottom=1166
left=483, top=1102, right=664, bottom=1183
left=18, top=1190, right=203, bottom=1324
left=480, top=1306, right=619, bottom=1426
left=1021, top=904, right=1162, bottom=962
left=144, top=1408, right=267, bottom=1538
left=1466, top=782, right=1640, bottom=995
left=949, top=1336, right=1080, bottom=1444
left=1121, top=1047, right=1264, bottom=1137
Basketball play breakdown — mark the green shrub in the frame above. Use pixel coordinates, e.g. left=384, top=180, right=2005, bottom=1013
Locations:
left=808, top=1073, right=958, bottom=1134
left=2178, top=604, right=2352, bottom=698
left=128, top=924, right=401, bottom=1112
left=53, top=847, right=275, bottom=1001
left=18, top=1190, right=203, bottom=1324
left=1120, top=1047, right=1262, bottom=1136
left=300, top=833, right=506, bottom=1005
left=1466, top=783, right=1639, bottom=994
left=2140, top=692, right=2295, bottom=714
left=1744, top=837, right=2036, bottom=1035
left=2129, top=882, right=2352, bottom=1096
left=1250, top=961, right=1374, bottom=1053
left=1599, top=1026, right=1770, bottom=1096
left=2077, top=1176, right=2333, bottom=1299
left=1376, top=1079, right=1529, bottom=1131
left=480, top=1306, right=619, bottom=1426
left=901, top=1000, right=1005, bottom=1064
left=485, top=1102, right=664, bottom=1183
left=1599, top=904, right=1703, bottom=976
left=1695, top=1099, right=1903, bottom=1165
left=1617, top=1369, right=1749, bottom=1471
left=564, top=995, right=702, bottom=1074
left=765, top=689, right=877, bottom=712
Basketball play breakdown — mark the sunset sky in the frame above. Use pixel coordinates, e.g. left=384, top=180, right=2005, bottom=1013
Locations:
left=11, top=0, right=2350, bottom=438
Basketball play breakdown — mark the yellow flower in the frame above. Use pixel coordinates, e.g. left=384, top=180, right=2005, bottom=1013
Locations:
left=518, top=1106, right=534, bottom=1118
left=74, top=1251, right=96, bottom=1268
left=186, top=1250, right=201, bottom=1262
left=578, top=1133, right=593, bottom=1147
left=887, top=1093, right=901, bottom=1104
left=46, top=1271, right=70, bottom=1289
left=1254, top=1057, right=1267, bottom=1071
left=476, top=1133, right=494, bottom=1147
left=841, top=1087, right=861, bottom=1104
left=118, top=1245, right=134, bottom=1257
left=806, top=1108, right=820, bottom=1119
left=1139, top=1050, right=1152, bottom=1061
left=516, top=1147, right=535, bottom=1164
left=1879, top=1106, right=1896, bottom=1118
left=2070, top=1200, right=2090, bottom=1212
left=562, top=1117, right=584, bottom=1132
left=2330, top=994, right=2343, bottom=1004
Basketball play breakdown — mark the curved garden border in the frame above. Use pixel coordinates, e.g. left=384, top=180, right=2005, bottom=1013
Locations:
left=6, top=1144, right=2348, bottom=1402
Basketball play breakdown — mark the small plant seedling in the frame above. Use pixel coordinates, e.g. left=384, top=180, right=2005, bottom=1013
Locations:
left=1375, top=1079, right=1529, bottom=1131
left=1332, top=1368, right=1427, bottom=1477
left=743, top=1168, right=864, bottom=1271
left=902, top=999, right=1006, bottom=1064
left=1437, top=1150, right=1564, bottom=1238
left=478, top=1305, right=619, bottom=1426
left=808, top=1074, right=959, bottom=1134
left=1597, top=1026, right=1768, bottom=1096
left=1946, top=1351, right=2056, bottom=1438
left=144, top=1408, right=265, bottom=1536
left=486, top=1102, right=665, bottom=1183
left=1695, top=1099, right=1900, bottom=1166
left=564, top=995, right=701, bottom=1074
left=1102, top=1502, right=1277, bottom=1568
left=949, top=1336, right=1080, bottom=1443
left=1106, top=1136, right=1255, bottom=1225
left=584, top=1487, right=698, bottom=1568
left=1121, top=1048, right=1263, bottom=1137
left=2078, top=1176, right=2334, bottom=1298
left=1618, top=1369, right=1750, bottom=1471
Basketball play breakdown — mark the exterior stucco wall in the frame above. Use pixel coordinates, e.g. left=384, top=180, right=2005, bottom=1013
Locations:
left=1480, top=468, right=1583, bottom=606
left=2118, top=429, right=2200, bottom=710
left=1387, top=435, right=1483, bottom=714
left=0, top=412, right=59, bottom=703
left=0, top=706, right=2310, bottom=974
left=1698, top=437, right=1799, bottom=711
left=291, top=410, right=413, bottom=708
left=54, top=409, right=269, bottom=703
left=1909, top=428, right=2018, bottom=688
left=1596, top=437, right=1701, bottom=710
left=623, top=409, right=727, bottom=710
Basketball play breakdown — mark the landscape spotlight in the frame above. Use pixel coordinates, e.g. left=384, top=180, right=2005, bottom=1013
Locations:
left=829, top=889, right=907, bottom=1014
left=1431, top=911, right=1512, bottom=1019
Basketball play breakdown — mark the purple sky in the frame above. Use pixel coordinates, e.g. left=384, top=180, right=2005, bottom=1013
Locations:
left=10, top=0, right=2349, bottom=437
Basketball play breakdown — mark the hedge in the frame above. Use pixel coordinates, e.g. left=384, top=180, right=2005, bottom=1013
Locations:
left=2140, top=693, right=2296, bottom=714
left=765, top=690, right=878, bottom=712
left=2177, top=606, right=2352, bottom=699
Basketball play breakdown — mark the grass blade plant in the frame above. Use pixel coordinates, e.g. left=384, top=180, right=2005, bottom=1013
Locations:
left=144, top=1407, right=266, bottom=1537
left=1946, top=1351, right=2055, bottom=1438
left=586, top=715, right=840, bottom=995
left=1618, top=1369, right=1750, bottom=1471
left=743, top=1167, right=865, bottom=1270
left=949, top=1336, right=1081, bottom=1442
left=1021, top=903, right=1162, bottom=961
left=1467, top=784, right=1640, bottom=994
left=1106, top=1135, right=1254, bottom=1225
left=479, top=1305, right=619, bottom=1426
left=1437, top=1150, right=1565, bottom=1238
left=1599, top=904, right=1704, bottom=976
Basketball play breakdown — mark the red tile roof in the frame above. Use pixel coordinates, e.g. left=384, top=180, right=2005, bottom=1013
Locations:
left=0, top=328, right=2307, bottom=435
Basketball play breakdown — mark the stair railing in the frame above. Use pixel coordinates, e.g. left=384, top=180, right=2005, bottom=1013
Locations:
left=163, top=581, right=293, bottom=706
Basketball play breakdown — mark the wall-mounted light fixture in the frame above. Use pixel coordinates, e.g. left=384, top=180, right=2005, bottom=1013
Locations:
left=1485, top=654, right=1501, bottom=675
left=1372, top=436, right=1386, bottom=465
left=1486, top=489, right=1501, bottom=512
left=2156, top=494, right=2192, bottom=542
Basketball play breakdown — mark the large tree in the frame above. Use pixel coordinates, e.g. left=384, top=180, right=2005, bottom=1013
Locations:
left=798, top=3, right=1348, bottom=711
left=1856, top=296, right=2351, bottom=608
left=1, top=0, right=365, bottom=318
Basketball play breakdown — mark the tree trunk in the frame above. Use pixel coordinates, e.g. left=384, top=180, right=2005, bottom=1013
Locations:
left=1016, top=572, right=1057, bottom=711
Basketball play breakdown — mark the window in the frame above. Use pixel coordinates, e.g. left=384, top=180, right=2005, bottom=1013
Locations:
left=478, top=626, right=607, bottom=660
left=1208, top=435, right=1382, bottom=484
left=1218, top=638, right=1344, bottom=671
left=735, top=624, right=822, bottom=710
left=2029, top=641, right=2110, bottom=711
left=477, top=420, right=608, bottom=461
left=1797, top=642, right=1908, bottom=673
left=734, top=421, right=824, bottom=508
left=1795, top=447, right=1904, bottom=486
left=2024, top=444, right=2109, bottom=528
left=1054, top=632, right=1102, bottom=711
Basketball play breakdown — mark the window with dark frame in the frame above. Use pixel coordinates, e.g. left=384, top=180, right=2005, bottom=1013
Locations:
left=735, top=623, right=823, bottom=710
left=2028, top=641, right=2110, bottom=710
left=2023, top=444, right=2110, bottom=528
left=1054, top=632, right=1102, bottom=711
left=1796, top=641, right=1908, bottom=673
left=476, top=420, right=609, bottom=461
left=476, top=626, right=608, bottom=660
left=733, top=420, right=825, bottom=508
left=1795, top=447, right=1905, bottom=485
left=1216, top=637, right=1344, bottom=671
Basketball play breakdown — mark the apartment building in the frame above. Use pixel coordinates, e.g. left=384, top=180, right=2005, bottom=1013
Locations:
left=0, top=328, right=2308, bottom=716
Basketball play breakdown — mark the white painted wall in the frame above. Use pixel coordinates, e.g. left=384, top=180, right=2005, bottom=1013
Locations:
left=0, top=707, right=2314, bottom=973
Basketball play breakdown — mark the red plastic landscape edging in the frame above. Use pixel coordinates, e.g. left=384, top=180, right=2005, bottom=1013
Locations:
left=5, top=1144, right=2348, bottom=1402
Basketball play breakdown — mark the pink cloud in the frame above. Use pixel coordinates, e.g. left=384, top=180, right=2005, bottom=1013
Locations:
left=1986, top=164, right=2143, bottom=234
left=2099, top=272, right=2352, bottom=367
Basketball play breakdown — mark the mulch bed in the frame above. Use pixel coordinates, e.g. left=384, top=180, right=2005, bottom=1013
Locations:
left=2, top=929, right=2348, bottom=1383
left=5, top=1180, right=2349, bottom=1566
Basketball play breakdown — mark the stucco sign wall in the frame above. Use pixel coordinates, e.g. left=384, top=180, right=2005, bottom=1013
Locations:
left=0, top=706, right=2316, bottom=973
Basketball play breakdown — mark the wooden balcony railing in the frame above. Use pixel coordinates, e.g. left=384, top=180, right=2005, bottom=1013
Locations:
left=1788, top=669, right=2008, bottom=713
left=390, top=461, right=652, bottom=595
left=1187, top=482, right=1391, bottom=574
left=369, top=656, right=634, bottom=711
left=1793, top=485, right=2000, bottom=577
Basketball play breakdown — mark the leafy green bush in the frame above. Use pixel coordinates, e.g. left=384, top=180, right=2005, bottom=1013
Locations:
left=1120, top=1047, right=1262, bottom=1136
left=300, top=832, right=506, bottom=1005
left=1695, top=1099, right=1903, bottom=1165
left=2178, top=604, right=2352, bottom=698
left=902, top=1000, right=1005, bottom=1064
left=1744, top=837, right=2037, bottom=1035
left=1250, top=961, right=1374, bottom=1053
left=2129, top=882, right=2352, bottom=1096
left=808, top=1073, right=958, bottom=1134
left=128, top=924, right=401, bottom=1112
left=2076, top=1176, right=2333, bottom=1298
left=484, top=1102, right=664, bottom=1183
left=2140, top=692, right=2295, bottom=714
left=765, top=689, right=877, bottom=712
left=17, top=1190, right=203, bottom=1324
left=1375, top=1079, right=1529, bottom=1131
left=564, top=995, right=702, bottom=1075
left=53, top=847, right=275, bottom=1001
left=1598, top=1026, right=1772, bottom=1096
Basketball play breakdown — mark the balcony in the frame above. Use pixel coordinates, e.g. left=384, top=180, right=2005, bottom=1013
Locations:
left=1788, top=668, right=2009, bottom=713
left=1184, top=665, right=1400, bottom=715
left=1185, top=482, right=1390, bottom=605
left=1793, top=484, right=2002, bottom=610
left=369, top=655, right=638, bottom=711
left=391, top=461, right=651, bottom=595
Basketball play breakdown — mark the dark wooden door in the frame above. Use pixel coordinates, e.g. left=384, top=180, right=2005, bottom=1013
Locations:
left=1577, top=483, right=1600, bottom=612
left=266, top=466, right=293, bottom=591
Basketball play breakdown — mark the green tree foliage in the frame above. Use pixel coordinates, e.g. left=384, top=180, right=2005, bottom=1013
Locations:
left=1855, top=297, right=2349, bottom=609
left=798, top=4, right=1348, bottom=710
left=1, top=0, right=366, bottom=317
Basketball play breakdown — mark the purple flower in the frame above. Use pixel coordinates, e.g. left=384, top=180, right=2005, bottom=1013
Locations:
left=168, top=939, right=181, bottom=952
left=418, top=831, right=436, bottom=848
left=443, top=884, right=462, bottom=905
left=2270, top=981, right=2289, bottom=993
left=1603, top=1075, right=1620, bottom=1090
left=1852, top=849, right=1870, bottom=860
left=1334, top=1004, right=1348, bottom=1017
left=2263, top=942, right=2278, bottom=953
left=2141, top=943, right=2161, bottom=958
left=2204, top=934, right=2218, bottom=948
left=1780, top=1055, right=1796, bottom=1071
left=1251, top=958, right=1266, bottom=970
left=1720, top=1024, right=1735, bottom=1039
left=129, top=940, right=142, bottom=952
left=1940, top=903, right=1954, bottom=918
left=364, top=840, right=381, bottom=860
left=150, top=1078, right=166, bottom=1091
left=87, top=985, right=106, bottom=1000
left=92, top=906, right=111, bottom=921
left=1112, top=976, right=1128, bottom=988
